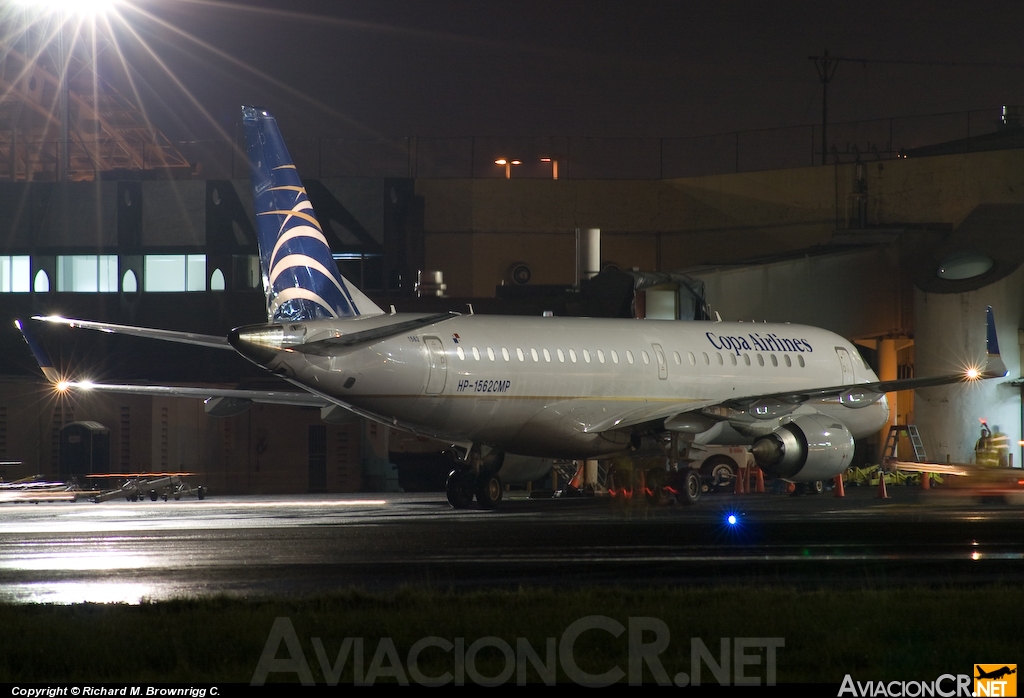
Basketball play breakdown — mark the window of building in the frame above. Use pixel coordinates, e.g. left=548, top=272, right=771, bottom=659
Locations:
left=210, top=268, right=226, bottom=291
left=56, top=255, right=118, bottom=292
left=0, top=256, right=30, bottom=293
left=122, top=270, right=137, bottom=293
left=33, top=269, right=49, bottom=293
left=144, top=254, right=206, bottom=292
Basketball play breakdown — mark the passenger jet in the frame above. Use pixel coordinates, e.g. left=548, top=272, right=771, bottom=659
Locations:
left=18, top=107, right=1007, bottom=508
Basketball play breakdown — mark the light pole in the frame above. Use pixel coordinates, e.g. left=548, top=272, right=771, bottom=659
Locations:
left=494, top=158, right=521, bottom=179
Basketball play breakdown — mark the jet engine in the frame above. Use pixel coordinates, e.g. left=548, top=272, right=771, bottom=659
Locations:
left=750, top=414, right=854, bottom=482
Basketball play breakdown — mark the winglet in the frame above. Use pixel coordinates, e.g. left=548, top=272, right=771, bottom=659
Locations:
left=16, top=319, right=61, bottom=384
left=984, top=306, right=1007, bottom=378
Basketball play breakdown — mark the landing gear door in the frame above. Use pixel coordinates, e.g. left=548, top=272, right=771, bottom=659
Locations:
left=424, top=336, right=447, bottom=395
left=835, top=347, right=855, bottom=385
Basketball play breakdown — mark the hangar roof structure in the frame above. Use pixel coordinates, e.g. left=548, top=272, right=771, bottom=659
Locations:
left=0, top=39, right=190, bottom=182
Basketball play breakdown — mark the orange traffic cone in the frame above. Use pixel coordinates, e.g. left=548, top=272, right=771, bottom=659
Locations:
left=569, top=461, right=584, bottom=489
left=920, top=472, right=931, bottom=491
left=755, top=467, right=765, bottom=493
left=834, top=472, right=845, bottom=498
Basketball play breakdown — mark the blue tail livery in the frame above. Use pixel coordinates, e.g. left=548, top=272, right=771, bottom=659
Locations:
left=242, top=107, right=383, bottom=322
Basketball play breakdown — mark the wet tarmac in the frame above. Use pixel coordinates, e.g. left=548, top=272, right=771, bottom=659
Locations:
left=1, top=486, right=1022, bottom=603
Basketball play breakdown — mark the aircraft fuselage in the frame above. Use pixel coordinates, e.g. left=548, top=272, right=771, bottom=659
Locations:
left=230, top=314, right=890, bottom=459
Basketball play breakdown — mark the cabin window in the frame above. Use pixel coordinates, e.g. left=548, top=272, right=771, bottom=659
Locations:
left=626, top=351, right=634, bottom=364
left=641, top=351, right=650, bottom=365
left=543, top=348, right=551, bottom=362
left=730, top=354, right=737, bottom=366
left=743, top=354, right=751, bottom=366
left=487, top=347, right=495, bottom=361
left=673, top=352, right=681, bottom=365
left=583, top=349, right=591, bottom=363
left=516, top=348, right=525, bottom=361
left=456, top=347, right=465, bottom=360
left=611, top=350, right=619, bottom=364
left=569, top=349, right=578, bottom=363
left=757, top=354, right=764, bottom=367
left=531, top=348, right=539, bottom=362
left=702, top=352, right=710, bottom=365
left=717, top=353, right=724, bottom=365
left=557, top=349, right=565, bottom=363
left=597, top=350, right=605, bottom=364
left=472, top=347, right=480, bottom=360
left=771, top=354, right=778, bottom=367
left=688, top=352, right=696, bottom=365
left=501, top=347, right=510, bottom=361
left=798, top=355, right=805, bottom=368
left=784, top=355, right=792, bottom=367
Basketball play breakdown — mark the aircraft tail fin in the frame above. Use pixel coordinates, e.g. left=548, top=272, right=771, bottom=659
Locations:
left=984, top=305, right=1007, bottom=378
left=241, top=107, right=383, bottom=323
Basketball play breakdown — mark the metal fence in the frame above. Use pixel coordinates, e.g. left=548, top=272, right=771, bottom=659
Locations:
left=9, top=106, right=1019, bottom=182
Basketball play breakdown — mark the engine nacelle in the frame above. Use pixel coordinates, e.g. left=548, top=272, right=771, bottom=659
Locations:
left=751, top=414, right=855, bottom=482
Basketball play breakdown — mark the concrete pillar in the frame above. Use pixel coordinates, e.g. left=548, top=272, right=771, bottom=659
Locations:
left=578, top=228, right=601, bottom=283
left=877, top=338, right=898, bottom=460
left=914, top=267, right=1024, bottom=465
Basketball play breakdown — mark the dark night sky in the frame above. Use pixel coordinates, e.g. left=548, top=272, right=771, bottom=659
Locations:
left=80, top=0, right=1024, bottom=142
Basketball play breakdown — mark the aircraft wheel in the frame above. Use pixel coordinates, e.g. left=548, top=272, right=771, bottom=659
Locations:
left=701, top=456, right=737, bottom=492
left=197, top=486, right=205, bottom=500
left=808, top=480, right=824, bottom=495
left=476, top=473, right=503, bottom=509
left=149, top=490, right=158, bottom=502
left=446, top=469, right=474, bottom=509
left=680, top=470, right=702, bottom=505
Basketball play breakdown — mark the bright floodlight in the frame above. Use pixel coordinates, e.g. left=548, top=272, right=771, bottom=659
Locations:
left=965, top=367, right=981, bottom=380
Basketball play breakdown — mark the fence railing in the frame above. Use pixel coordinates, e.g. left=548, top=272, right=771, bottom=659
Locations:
left=2, top=106, right=1018, bottom=182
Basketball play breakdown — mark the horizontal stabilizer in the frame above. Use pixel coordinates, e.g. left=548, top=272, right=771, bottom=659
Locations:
left=32, top=316, right=231, bottom=350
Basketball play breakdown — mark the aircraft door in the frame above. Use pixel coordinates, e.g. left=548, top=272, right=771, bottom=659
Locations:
left=424, top=336, right=447, bottom=395
left=652, top=343, right=668, bottom=380
left=835, top=347, right=855, bottom=384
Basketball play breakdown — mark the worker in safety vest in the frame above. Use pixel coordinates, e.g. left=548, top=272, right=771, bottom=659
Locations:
left=975, top=425, right=998, bottom=467
left=990, top=425, right=1010, bottom=467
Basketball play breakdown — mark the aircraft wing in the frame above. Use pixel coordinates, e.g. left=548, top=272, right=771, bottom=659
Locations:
left=46, top=380, right=329, bottom=407
left=587, top=306, right=1007, bottom=435
left=31, top=315, right=231, bottom=350
left=16, top=319, right=328, bottom=409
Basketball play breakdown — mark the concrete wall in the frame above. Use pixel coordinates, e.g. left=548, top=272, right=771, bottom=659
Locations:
left=418, top=148, right=1024, bottom=297
left=691, top=247, right=906, bottom=339
left=914, top=270, right=1024, bottom=466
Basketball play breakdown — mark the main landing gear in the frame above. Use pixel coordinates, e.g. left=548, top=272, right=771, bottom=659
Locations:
left=445, top=445, right=504, bottom=509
